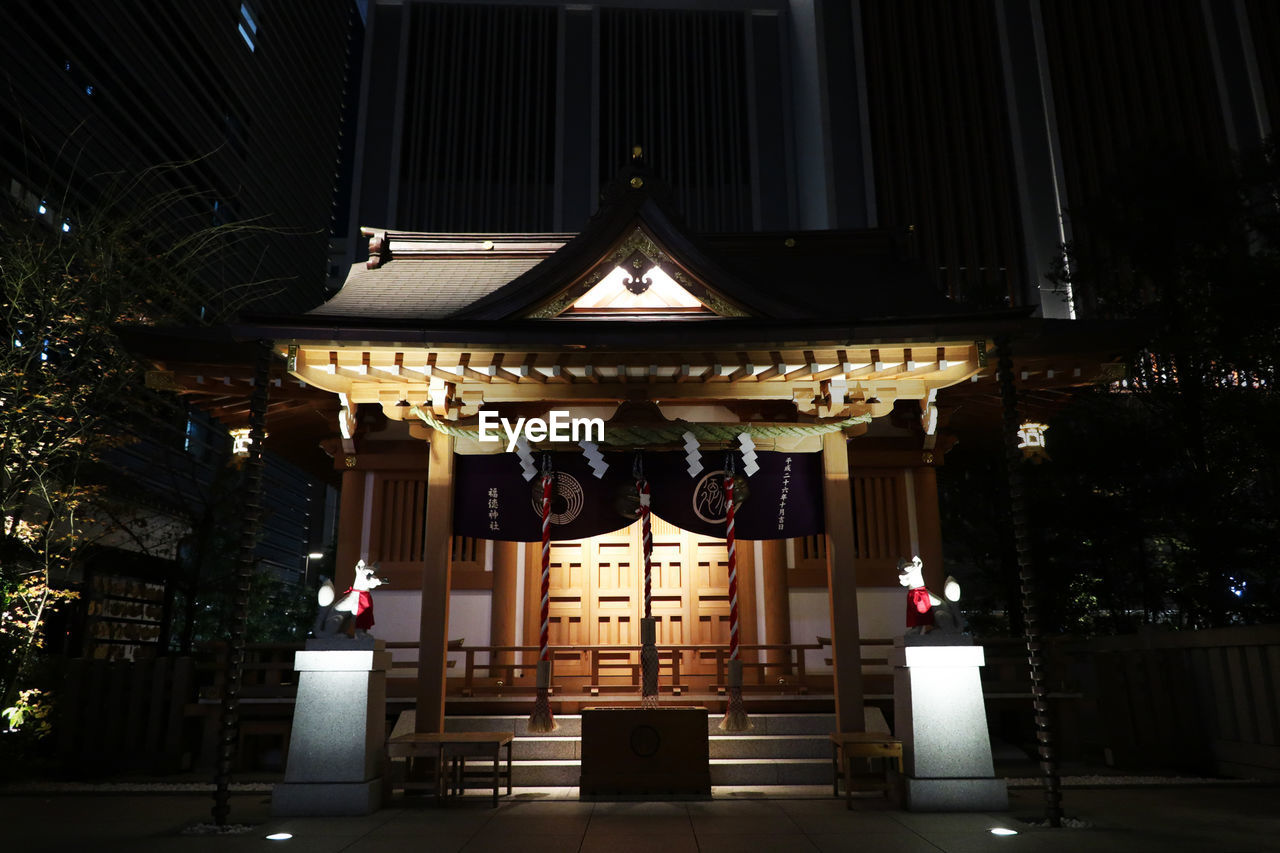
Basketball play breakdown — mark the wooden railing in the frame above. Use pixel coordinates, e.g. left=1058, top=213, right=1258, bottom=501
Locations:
left=420, top=642, right=834, bottom=696
left=193, top=638, right=900, bottom=699
left=193, top=636, right=1083, bottom=701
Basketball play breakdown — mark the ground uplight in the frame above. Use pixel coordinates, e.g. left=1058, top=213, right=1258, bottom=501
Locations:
left=989, top=827, right=1019, bottom=836
left=265, top=832, right=293, bottom=841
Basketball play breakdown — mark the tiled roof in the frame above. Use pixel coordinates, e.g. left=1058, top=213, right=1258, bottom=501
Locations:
left=308, top=256, right=550, bottom=319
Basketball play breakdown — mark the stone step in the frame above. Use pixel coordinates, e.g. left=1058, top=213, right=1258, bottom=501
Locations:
left=385, top=711, right=869, bottom=788
left=513, top=736, right=580, bottom=760
left=512, top=759, right=579, bottom=787
left=709, top=734, right=829, bottom=759
left=733, top=714, right=837, bottom=735
left=444, top=714, right=582, bottom=737
left=711, top=758, right=831, bottom=786
left=435, top=712, right=841, bottom=737
left=508, top=733, right=830, bottom=761
left=507, top=758, right=833, bottom=787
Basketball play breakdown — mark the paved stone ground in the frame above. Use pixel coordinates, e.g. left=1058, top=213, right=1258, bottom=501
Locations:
left=3, top=785, right=1278, bottom=853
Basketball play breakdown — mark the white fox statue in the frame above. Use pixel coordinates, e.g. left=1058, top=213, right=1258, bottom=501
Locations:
left=312, top=559, right=388, bottom=638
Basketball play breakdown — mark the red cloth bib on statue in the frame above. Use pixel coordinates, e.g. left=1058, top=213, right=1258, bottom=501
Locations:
left=905, top=586, right=934, bottom=627
left=343, top=588, right=375, bottom=630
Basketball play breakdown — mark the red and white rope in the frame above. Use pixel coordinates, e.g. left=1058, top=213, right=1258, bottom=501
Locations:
left=539, top=470, right=552, bottom=662
left=725, top=470, right=739, bottom=662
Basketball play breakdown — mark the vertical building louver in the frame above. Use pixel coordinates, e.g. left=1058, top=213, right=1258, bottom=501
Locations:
left=599, top=8, right=753, bottom=233
left=397, top=3, right=558, bottom=232
left=860, top=0, right=1026, bottom=309
left=1039, top=0, right=1234, bottom=315
left=1243, top=0, right=1280, bottom=133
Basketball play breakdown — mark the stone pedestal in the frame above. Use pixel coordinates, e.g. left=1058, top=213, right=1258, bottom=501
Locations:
left=892, top=639, right=1008, bottom=811
left=272, top=638, right=391, bottom=816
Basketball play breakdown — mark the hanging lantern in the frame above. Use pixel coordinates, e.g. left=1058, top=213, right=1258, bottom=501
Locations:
left=230, top=427, right=263, bottom=456
left=1017, top=422, right=1050, bottom=463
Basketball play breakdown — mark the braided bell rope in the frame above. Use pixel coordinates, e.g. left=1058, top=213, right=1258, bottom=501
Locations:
left=539, top=468, right=552, bottom=662
left=719, top=453, right=751, bottom=731
left=725, top=458, right=739, bottom=663
left=636, top=456, right=660, bottom=708
left=528, top=459, right=557, bottom=732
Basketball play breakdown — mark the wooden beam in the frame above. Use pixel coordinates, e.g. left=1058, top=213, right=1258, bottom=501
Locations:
left=782, top=364, right=815, bottom=382
left=520, top=353, right=547, bottom=383
left=809, top=364, right=848, bottom=381
left=457, top=353, right=493, bottom=384
left=456, top=380, right=821, bottom=403
left=547, top=355, right=571, bottom=383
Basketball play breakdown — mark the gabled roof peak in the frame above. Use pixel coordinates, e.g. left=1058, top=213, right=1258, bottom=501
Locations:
left=309, top=163, right=955, bottom=325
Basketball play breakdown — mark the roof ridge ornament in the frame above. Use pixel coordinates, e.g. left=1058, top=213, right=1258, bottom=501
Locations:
left=362, top=228, right=390, bottom=270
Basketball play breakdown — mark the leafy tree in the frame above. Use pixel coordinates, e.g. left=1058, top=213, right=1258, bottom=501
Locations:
left=942, top=140, right=1280, bottom=633
left=1052, top=141, right=1280, bottom=628
left=0, top=167, right=263, bottom=714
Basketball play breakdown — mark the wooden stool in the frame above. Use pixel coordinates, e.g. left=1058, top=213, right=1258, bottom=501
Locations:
left=387, top=732, right=514, bottom=807
left=830, top=732, right=903, bottom=809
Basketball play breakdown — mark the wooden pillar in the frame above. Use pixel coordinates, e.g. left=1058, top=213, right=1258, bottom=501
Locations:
left=522, top=542, right=540, bottom=672
left=760, top=539, right=790, bottom=670
left=912, top=466, right=946, bottom=591
left=415, top=432, right=455, bottom=733
left=490, top=540, right=519, bottom=673
left=821, top=431, right=865, bottom=732
left=334, top=464, right=366, bottom=588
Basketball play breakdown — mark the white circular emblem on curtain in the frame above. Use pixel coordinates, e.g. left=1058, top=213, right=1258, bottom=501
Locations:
left=692, top=470, right=729, bottom=524
left=530, top=472, right=585, bottom=525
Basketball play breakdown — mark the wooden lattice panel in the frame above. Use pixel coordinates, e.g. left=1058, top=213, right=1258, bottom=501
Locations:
left=851, top=469, right=912, bottom=581
left=369, top=472, right=428, bottom=583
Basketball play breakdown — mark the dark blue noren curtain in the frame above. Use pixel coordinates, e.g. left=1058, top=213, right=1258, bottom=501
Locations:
left=453, top=451, right=823, bottom=542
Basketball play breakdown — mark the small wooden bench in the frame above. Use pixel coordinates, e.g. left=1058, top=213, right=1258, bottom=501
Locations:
left=387, top=731, right=514, bottom=807
left=830, top=732, right=903, bottom=809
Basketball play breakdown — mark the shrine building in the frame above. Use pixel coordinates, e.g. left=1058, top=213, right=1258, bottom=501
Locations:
left=239, top=160, right=1091, bottom=735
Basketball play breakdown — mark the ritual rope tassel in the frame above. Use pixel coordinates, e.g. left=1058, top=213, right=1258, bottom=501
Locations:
left=638, top=466, right=659, bottom=708
left=528, top=466, right=558, bottom=732
left=719, top=459, right=751, bottom=731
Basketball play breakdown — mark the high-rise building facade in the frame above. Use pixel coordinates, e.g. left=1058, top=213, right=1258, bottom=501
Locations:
left=0, top=2, right=360, bottom=644
left=1, top=0, right=360, bottom=314
left=345, top=0, right=1275, bottom=318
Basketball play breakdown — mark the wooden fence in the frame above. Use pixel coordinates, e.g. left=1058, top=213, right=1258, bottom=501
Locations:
left=57, top=656, right=193, bottom=774
left=53, top=626, right=1279, bottom=780
left=1092, top=624, right=1280, bottom=780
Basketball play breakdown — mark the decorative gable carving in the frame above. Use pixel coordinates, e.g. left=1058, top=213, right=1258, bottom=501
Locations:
left=527, top=227, right=749, bottom=318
